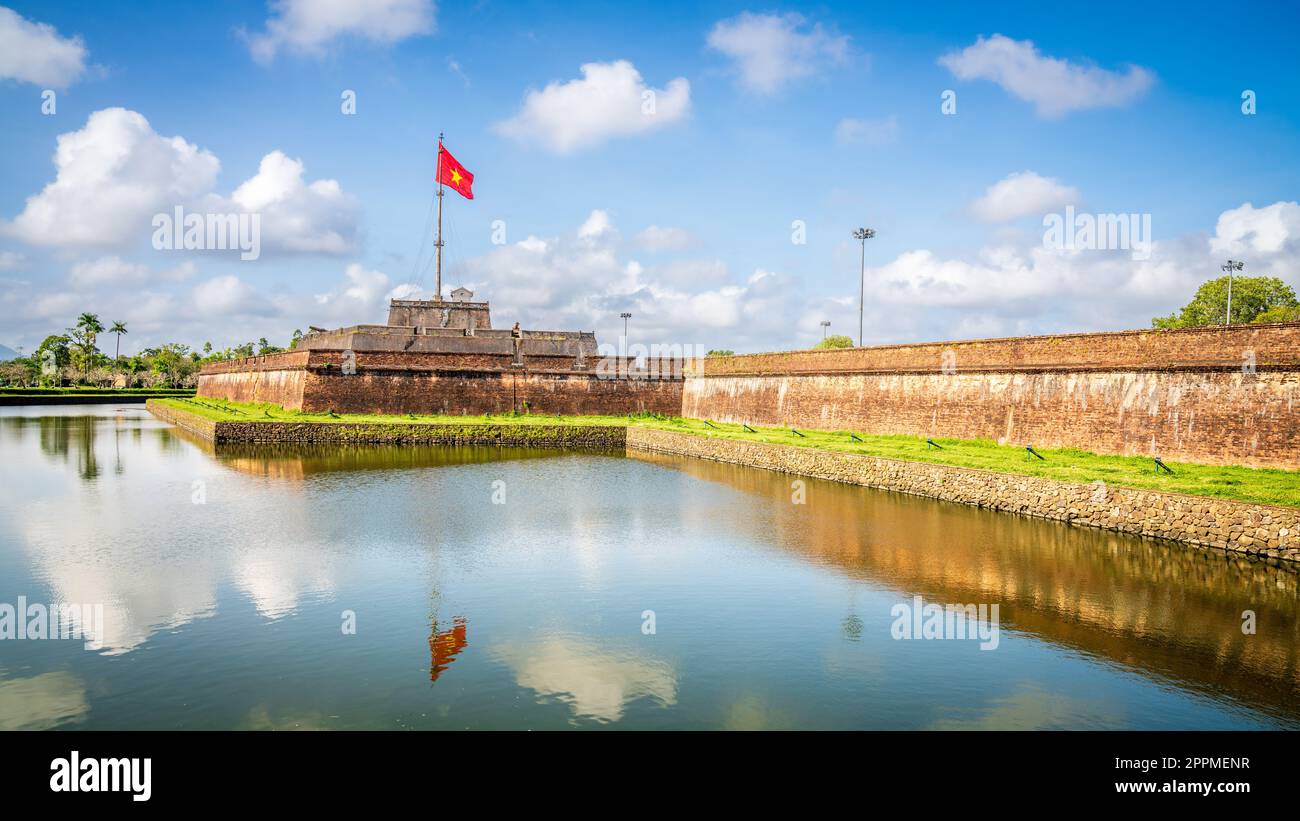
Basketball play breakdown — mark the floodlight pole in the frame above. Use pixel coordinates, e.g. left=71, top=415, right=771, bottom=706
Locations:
left=1221, top=260, right=1244, bottom=325
left=852, top=228, right=876, bottom=347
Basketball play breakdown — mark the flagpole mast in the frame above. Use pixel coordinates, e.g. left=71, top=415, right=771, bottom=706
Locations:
left=435, top=131, right=445, bottom=300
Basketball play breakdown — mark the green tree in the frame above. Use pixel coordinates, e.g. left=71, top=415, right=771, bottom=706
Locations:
left=813, top=334, right=854, bottom=350
left=706, top=349, right=735, bottom=357
left=1253, top=304, right=1300, bottom=324
left=145, top=343, right=196, bottom=388
left=1153, top=276, right=1298, bottom=328
left=122, top=355, right=143, bottom=387
left=33, top=334, right=71, bottom=385
left=67, top=313, right=105, bottom=381
left=289, top=329, right=303, bottom=350
left=109, top=321, right=128, bottom=366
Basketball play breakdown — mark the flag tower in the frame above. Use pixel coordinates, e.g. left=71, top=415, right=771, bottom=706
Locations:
left=433, top=133, right=475, bottom=300
left=435, top=132, right=445, bottom=300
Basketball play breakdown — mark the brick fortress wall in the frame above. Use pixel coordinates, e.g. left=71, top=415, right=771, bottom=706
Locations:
left=683, top=323, right=1300, bottom=469
left=198, top=349, right=684, bottom=416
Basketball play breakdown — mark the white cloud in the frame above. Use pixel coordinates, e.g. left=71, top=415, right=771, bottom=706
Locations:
left=30, top=291, right=78, bottom=321
left=634, top=225, right=697, bottom=252
left=1210, top=201, right=1300, bottom=257
left=939, top=34, right=1153, bottom=118
left=707, top=12, right=850, bottom=95
left=246, top=0, right=435, bottom=62
left=68, top=256, right=195, bottom=288
left=68, top=256, right=148, bottom=288
left=834, top=115, right=899, bottom=146
left=0, top=250, right=24, bottom=270
left=0, top=6, right=87, bottom=87
left=218, top=150, right=359, bottom=255
left=458, top=210, right=795, bottom=348
left=312, top=262, right=408, bottom=323
left=3, top=109, right=358, bottom=256
left=577, top=209, right=614, bottom=240
left=854, top=201, right=1300, bottom=339
left=969, top=171, right=1081, bottom=222
left=494, top=60, right=690, bottom=154
left=192, top=275, right=277, bottom=317
left=3, top=108, right=219, bottom=247
left=653, top=258, right=730, bottom=289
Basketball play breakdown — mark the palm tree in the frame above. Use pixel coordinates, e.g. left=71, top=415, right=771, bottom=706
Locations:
left=109, top=321, right=128, bottom=366
left=73, top=313, right=104, bottom=381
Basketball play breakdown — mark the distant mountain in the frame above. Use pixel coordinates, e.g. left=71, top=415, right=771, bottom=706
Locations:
left=0, top=344, right=19, bottom=361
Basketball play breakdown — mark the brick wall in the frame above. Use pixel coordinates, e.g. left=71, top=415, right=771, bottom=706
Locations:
left=301, top=369, right=681, bottom=415
left=685, top=323, right=1300, bottom=469
left=697, top=322, right=1300, bottom=376
left=197, top=349, right=684, bottom=416
left=197, top=368, right=308, bottom=410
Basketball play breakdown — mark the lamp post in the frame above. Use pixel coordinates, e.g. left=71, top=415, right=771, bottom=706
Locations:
left=1221, top=260, right=1244, bottom=325
left=620, top=312, right=632, bottom=340
left=852, top=228, right=876, bottom=347
left=820, top=320, right=831, bottom=340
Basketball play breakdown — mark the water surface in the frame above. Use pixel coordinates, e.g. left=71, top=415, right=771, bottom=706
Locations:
left=1, top=405, right=1297, bottom=730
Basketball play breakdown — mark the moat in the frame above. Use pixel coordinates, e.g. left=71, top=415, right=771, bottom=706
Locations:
left=2, top=405, right=1297, bottom=730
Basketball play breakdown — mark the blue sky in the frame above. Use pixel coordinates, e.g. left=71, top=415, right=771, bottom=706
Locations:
left=1, top=0, right=1298, bottom=355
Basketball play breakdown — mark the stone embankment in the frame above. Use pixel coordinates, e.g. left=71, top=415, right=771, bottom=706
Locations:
left=146, top=400, right=626, bottom=449
left=626, top=427, right=1300, bottom=563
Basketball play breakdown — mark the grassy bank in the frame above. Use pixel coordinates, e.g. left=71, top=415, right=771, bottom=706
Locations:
left=153, top=397, right=636, bottom=427
left=636, top=417, right=1300, bottom=509
left=152, top=398, right=1300, bottom=509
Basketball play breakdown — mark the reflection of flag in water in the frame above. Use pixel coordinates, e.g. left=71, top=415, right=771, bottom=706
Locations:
left=430, top=617, right=468, bottom=683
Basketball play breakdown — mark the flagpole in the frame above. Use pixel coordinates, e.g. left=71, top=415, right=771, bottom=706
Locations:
left=435, top=131, right=445, bottom=300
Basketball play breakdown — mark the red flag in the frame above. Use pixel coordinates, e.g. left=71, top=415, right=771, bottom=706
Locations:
left=437, top=144, right=474, bottom=200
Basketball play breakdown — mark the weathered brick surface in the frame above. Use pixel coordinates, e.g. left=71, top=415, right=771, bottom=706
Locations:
left=301, top=369, right=681, bottom=415
left=627, top=427, right=1300, bottom=562
left=697, top=322, right=1300, bottom=375
left=198, top=368, right=309, bottom=409
left=686, top=323, right=1300, bottom=469
left=197, top=349, right=684, bottom=415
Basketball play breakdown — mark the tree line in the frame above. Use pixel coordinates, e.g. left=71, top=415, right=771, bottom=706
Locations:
left=0, top=313, right=302, bottom=388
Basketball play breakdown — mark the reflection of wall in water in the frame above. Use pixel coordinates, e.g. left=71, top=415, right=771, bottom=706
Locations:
left=634, top=450, right=1300, bottom=720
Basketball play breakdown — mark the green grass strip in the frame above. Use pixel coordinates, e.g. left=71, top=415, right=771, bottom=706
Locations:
left=149, top=398, right=1300, bottom=509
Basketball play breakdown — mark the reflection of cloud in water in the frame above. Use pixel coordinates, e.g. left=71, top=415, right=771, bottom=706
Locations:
left=722, top=692, right=795, bottom=730
left=0, top=670, right=89, bottom=730
left=20, top=498, right=219, bottom=654
left=15, top=424, right=347, bottom=646
left=231, top=545, right=338, bottom=620
left=928, top=684, right=1126, bottom=730
left=240, top=704, right=334, bottom=730
left=493, top=637, right=677, bottom=723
